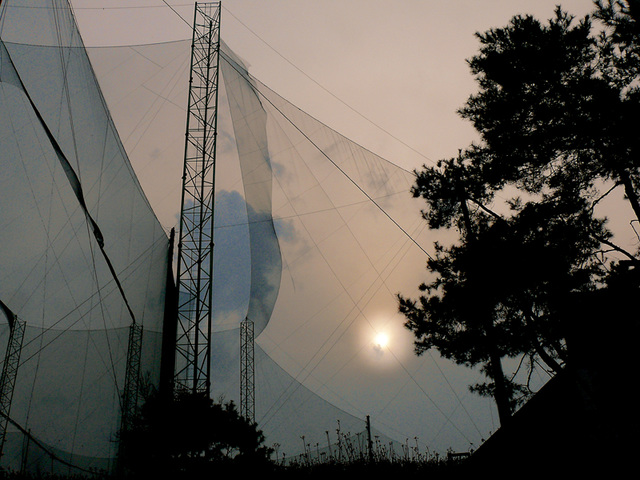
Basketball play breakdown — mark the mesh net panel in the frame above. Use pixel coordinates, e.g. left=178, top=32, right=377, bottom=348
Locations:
left=215, top=43, right=491, bottom=456
left=0, top=0, right=503, bottom=471
left=0, top=0, right=169, bottom=473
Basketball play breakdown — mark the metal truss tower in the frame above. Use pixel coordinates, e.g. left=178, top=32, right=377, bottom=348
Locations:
left=0, top=301, right=25, bottom=460
left=174, top=2, right=221, bottom=396
left=120, top=322, right=143, bottom=431
left=117, top=322, right=143, bottom=473
left=240, top=319, right=255, bottom=422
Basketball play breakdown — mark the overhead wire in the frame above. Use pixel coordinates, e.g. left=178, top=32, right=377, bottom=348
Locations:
left=161, top=0, right=191, bottom=28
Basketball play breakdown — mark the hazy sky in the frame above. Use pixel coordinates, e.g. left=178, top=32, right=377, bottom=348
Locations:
left=73, top=0, right=596, bottom=172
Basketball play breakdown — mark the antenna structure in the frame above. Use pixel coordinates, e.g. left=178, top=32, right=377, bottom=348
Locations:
left=240, top=318, right=255, bottom=422
left=0, top=302, right=25, bottom=460
left=174, top=2, right=221, bottom=396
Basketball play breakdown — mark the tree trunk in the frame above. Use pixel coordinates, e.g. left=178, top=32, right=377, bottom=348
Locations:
left=489, top=350, right=512, bottom=426
left=457, top=180, right=513, bottom=426
left=620, top=169, right=640, bottom=224
left=457, top=184, right=511, bottom=425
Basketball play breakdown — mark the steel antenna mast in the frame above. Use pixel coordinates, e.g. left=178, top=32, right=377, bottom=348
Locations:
left=240, top=318, right=255, bottom=422
left=174, top=2, right=221, bottom=396
left=0, top=301, right=25, bottom=460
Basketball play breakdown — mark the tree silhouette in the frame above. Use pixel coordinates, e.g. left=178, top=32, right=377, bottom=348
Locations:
left=399, top=2, right=639, bottom=426
left=118, top=390, right=273, bottom=478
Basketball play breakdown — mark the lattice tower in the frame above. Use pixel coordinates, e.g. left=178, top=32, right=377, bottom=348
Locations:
left=174, top=2, right=221, bottom=396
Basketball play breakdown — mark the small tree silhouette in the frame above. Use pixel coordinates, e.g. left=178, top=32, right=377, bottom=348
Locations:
left=118, top=390, right=273, bottom=478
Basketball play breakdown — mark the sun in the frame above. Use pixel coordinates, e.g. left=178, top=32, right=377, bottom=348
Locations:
left=374, top=332, right=389, bottom=349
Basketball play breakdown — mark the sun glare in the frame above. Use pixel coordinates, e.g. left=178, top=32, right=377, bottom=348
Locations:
left=374, top=332, right=389, bottom=349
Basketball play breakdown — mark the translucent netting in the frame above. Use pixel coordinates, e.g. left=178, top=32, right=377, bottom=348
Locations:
left=215, top=44, right=497, bottom=455
left=0, top=0, right=169, bottom=473
left=0, top=0, right=514, bottom=470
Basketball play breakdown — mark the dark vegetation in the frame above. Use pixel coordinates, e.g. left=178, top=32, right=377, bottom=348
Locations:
left=113, top=390, right=475, bottom=478
left=1, top=455, right=472, bottom=480
left=398, top=0, right=639, bottom=431
left=116, top=390, right=273, bottom=477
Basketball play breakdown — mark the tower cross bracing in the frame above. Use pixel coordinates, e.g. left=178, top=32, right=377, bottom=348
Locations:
left=174, top=2, right=221, bottom=396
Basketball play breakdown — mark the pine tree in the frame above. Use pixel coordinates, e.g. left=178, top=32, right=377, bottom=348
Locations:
left=399, top=2, right=639, bottom=425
